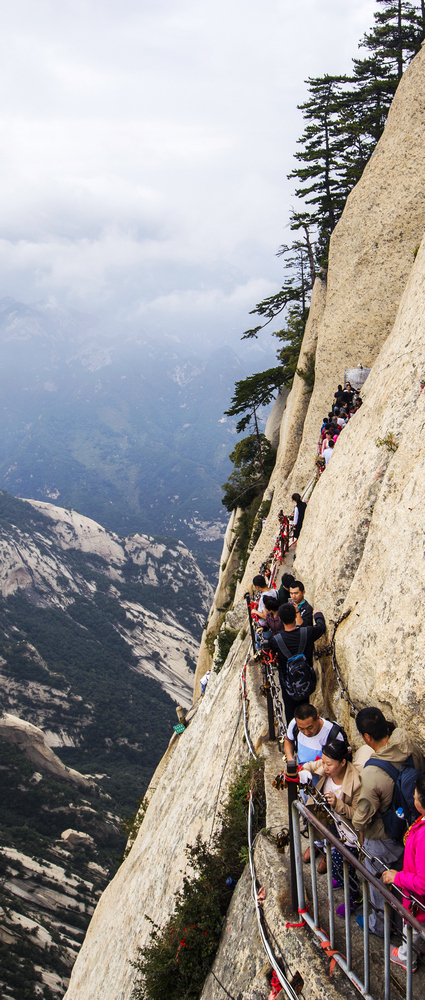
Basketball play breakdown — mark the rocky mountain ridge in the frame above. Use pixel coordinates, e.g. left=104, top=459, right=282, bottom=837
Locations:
left=0, top=489, right=216, bottom=998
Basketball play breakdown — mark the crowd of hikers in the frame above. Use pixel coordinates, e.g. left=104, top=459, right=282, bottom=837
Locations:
left=251, top=569, right=425, bottom=972
left=317, top=379, right=363, bottom=470
left=247, top=374, right=424, bottom=974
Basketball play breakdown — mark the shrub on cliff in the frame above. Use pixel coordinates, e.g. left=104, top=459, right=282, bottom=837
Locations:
left=131, top=758, right=265, bottom=1000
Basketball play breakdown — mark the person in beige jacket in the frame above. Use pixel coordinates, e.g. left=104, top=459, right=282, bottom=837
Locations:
left=352, top=707, right=425, bottom=937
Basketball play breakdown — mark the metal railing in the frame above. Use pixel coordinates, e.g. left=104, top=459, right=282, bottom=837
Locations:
left=292, top=800, right=425, bottom=1000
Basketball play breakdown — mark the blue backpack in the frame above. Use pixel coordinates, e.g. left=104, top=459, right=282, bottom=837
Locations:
left=363, top=755, right=420, bottom=842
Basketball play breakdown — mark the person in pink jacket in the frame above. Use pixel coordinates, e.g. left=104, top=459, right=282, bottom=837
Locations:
left=382, top=773, right=425, bottom=972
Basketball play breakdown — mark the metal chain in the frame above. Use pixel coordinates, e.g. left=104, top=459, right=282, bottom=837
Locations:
left=316, top=609, right=358, bottom=716
left=262, top=653, right=287, bottom=743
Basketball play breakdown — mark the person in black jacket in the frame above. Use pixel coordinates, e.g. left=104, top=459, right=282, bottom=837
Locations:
left=289, top=580, right=313, bottom=627
left=292, top=493, right=307, bottom=540
left=269, top=603, right=326, bottom=724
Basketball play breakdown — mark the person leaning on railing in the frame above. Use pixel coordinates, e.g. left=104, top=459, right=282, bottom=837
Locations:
left=299, top=735, right=363, bottom=916
left=383, top=773, right=425, bottom=972
left=352, top=707, right=425, bottom=939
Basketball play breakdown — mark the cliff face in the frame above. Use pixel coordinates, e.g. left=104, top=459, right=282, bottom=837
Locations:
left=238, top=41, right=425, bottom=594
left=64, top=45, right=425, bottom=1000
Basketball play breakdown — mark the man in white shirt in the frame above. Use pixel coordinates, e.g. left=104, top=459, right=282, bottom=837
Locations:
left=322, top=439, right=335, bottom=467
left=284, top=703, right=344, bottom=767
left=252, top=575, right=278, bottom=613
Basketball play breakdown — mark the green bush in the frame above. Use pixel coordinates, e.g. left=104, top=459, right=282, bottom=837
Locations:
left=213, top=627, right=238, bottom=674
left=131, top=759, right=265, bottom=1000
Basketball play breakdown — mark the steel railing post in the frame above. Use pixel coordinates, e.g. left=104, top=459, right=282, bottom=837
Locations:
left=244, top=592, right=256, bottom=649
left=286, top=760, right=299, bottom=912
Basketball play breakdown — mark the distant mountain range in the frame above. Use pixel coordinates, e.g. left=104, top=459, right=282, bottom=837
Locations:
left=0, top=489, right=214, bottom=997
left=0, top=297, right=275, bottom=582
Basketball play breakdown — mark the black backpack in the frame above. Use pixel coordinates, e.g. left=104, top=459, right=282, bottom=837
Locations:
left=274, top=628, right=316, bottom=700
left=363, top=755, right=420, bottom=842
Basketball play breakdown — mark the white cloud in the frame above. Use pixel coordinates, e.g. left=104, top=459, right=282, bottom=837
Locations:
left=0, top=0, right=377, bottom=342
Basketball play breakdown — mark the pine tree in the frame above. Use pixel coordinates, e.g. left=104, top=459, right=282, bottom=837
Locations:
left=221, top=435, right=276, bottom=512
left=224, top=366, right=285, bottom=475
left=241, top=234, right=314, bottom=340
left=361, top=1, right=423, bottom=80
left=288, top=75, right=352, bottom=266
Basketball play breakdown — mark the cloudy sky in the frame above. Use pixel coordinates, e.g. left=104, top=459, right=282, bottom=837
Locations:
left=0, top=0, right=376, bottom=347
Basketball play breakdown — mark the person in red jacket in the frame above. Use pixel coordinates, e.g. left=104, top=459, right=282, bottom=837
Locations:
left=383, top=773, right=425, bottom=972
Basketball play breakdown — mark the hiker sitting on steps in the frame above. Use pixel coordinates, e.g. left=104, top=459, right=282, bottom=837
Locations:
left=256, top=595, right=284, bottom=636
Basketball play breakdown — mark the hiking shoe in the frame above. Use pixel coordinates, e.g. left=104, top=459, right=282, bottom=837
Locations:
left=390, top=947, right=417, bottom=973
left=356, top=914, right=383, bottom=938
left=302, top=846, right=318, bottom=864
left=336, top=898, right=362, bottom=918
left=332, top=878, right=342, bottom=889
left=317, top=854, right=327, bottom=874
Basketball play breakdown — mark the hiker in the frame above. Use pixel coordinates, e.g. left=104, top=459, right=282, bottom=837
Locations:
left=269, top=607, right=325, bottom=724
left=299, top=735, right=362, bottom=910
left=252, top=575, right=278, bottom=614
left=200, top=670, right=210, bottom=696
left=284, top=703, right=344, bottom=767
left=334, top=384, right=344, bottom=408
left=277, top=572, right=295, bottom=605
left=352, top=707, right=424, bottom=938
left=292, top=493, right=307, bottom=541
left=322, top=438, right=335, bottom=467
left=289, top=580, right=313, bottom=627
left=382, top=772, right=425, bottom=972
left=256, top=596, right=284, bottom=636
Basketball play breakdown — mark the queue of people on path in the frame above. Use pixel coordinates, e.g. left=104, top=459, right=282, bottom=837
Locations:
left=318, top=380, right=363, bottom=471
left=251, top=570, right=425, bottom=972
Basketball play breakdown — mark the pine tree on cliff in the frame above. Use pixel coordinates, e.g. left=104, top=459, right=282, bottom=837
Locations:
left=241, top=234, right=314, bottom=341
left=224, top=367, right=284, bottom=475
left=288, top=75, right=351, bottom=267
left=340, top=1, right=425, bottom=188
left=362, top=0, right=423, bottom=80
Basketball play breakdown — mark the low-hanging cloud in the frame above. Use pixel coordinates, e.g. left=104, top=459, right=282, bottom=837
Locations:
left=0, top=0, right=376, bottom=344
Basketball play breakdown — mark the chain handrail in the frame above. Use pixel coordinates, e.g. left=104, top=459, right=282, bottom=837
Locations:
left=262, top=652, right=287, bottom=743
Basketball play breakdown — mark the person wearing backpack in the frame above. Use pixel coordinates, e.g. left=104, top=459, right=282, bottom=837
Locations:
left=382, top=772, right=425, bottom=972
left=268, top=603, right=326, bottom=724
left=352, top=707, right=425, bottom=938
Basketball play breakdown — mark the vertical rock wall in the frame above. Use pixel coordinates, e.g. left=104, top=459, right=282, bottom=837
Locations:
left=238, top=41, right=425, bottom=597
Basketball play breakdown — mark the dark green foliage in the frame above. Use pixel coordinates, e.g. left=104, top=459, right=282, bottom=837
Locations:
left=361, top=1, right=424, bottom=79
left=289, top=74, right=353, bottom=266
left=296, top=351, right=316, bottom=393
left=224, top=368, right=286, bottom=435
left=131, top=759, right=265, bottom=1000
left=247, top=499, right=273, bottom=558
left=213, top=628, right=238, bottom=673
left=221, top=435, right=276, bottom=513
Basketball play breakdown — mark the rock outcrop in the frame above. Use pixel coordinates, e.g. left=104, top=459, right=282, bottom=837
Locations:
left=0, top=714, right=94, bottom=788
left=64, top=43, right=425, bottom=1000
